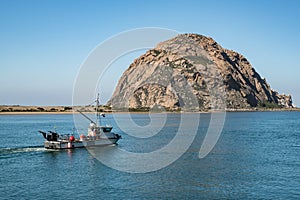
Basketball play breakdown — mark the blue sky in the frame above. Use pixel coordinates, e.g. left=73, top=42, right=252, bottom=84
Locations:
left=0, top=0, right=299, bottom=106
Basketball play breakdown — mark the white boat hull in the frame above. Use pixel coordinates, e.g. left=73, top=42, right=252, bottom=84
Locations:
left=44, top=138, right=120, bottom=149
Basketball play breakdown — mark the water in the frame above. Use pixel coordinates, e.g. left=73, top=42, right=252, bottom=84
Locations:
left=0, top=112, right=299, bottom=199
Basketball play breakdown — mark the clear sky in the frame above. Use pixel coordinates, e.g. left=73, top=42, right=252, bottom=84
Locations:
left=0, top=0, right=299, bottom=106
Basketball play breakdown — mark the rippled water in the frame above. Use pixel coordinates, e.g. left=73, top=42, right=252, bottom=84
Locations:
left=0, top=112, right=299, bottom=199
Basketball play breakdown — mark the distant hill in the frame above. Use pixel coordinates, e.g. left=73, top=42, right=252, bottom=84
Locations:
left=108, top=33, right=293, bottom=111
left=108, top=34, right=292, bottom=110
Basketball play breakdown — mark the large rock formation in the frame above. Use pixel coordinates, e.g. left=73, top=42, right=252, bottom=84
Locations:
left=109, top=34, right=293, bottom=111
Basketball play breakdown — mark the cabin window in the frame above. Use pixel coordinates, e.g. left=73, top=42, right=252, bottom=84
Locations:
left=103, top=128, right=112, bottom=132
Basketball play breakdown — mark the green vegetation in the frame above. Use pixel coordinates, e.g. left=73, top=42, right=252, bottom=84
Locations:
left=128, top=107, right=150, bottom=112
left=63, top=106, right=72, bottom=111
left=151, top=49, right=161, bottom=56
left=259, top=101, right=282, bottom=109
left=37, top=107, right=45, bottom=111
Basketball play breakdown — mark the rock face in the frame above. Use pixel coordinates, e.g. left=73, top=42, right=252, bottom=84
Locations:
left=109, top=34, right=293, bottom=111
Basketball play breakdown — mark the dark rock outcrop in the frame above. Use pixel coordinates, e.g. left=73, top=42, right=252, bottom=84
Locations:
left=109, top=34, right=293, bottom=111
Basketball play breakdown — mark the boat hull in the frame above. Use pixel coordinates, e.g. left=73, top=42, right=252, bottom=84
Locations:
left=44, top=138, right=119, bottom=149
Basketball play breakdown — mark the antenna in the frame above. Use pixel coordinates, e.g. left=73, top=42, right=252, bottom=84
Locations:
left=96, top=93, right=100, bottom=126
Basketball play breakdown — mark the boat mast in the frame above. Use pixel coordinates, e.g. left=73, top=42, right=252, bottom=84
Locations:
left=96, top=93, right=100, bottom=126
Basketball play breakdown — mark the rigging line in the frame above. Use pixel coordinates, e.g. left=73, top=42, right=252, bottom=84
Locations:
left=85, top=100, right=97, bottom=107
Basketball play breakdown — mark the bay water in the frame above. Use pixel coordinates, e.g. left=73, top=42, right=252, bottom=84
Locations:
left=0, top=112, right=299, bottom=199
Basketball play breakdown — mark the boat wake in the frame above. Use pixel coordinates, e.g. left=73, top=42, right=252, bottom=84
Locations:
left=0, top=145, right=46, bottom=157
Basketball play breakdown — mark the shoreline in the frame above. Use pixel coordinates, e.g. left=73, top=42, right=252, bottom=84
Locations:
left=0, top=108, right=299, bottom=115
left=0, top=111, right=74, bottom=115
left=1, top=105, right=299, bottom=115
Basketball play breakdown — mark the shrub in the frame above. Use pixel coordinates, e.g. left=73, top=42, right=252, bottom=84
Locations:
left=259, top=101, right=282, bottom=109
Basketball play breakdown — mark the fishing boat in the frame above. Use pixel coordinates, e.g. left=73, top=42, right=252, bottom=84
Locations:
left=39, top=95, right=121, bottom=149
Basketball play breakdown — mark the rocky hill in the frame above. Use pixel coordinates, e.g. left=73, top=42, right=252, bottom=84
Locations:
left=109, top=34, right=293, bottom=111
